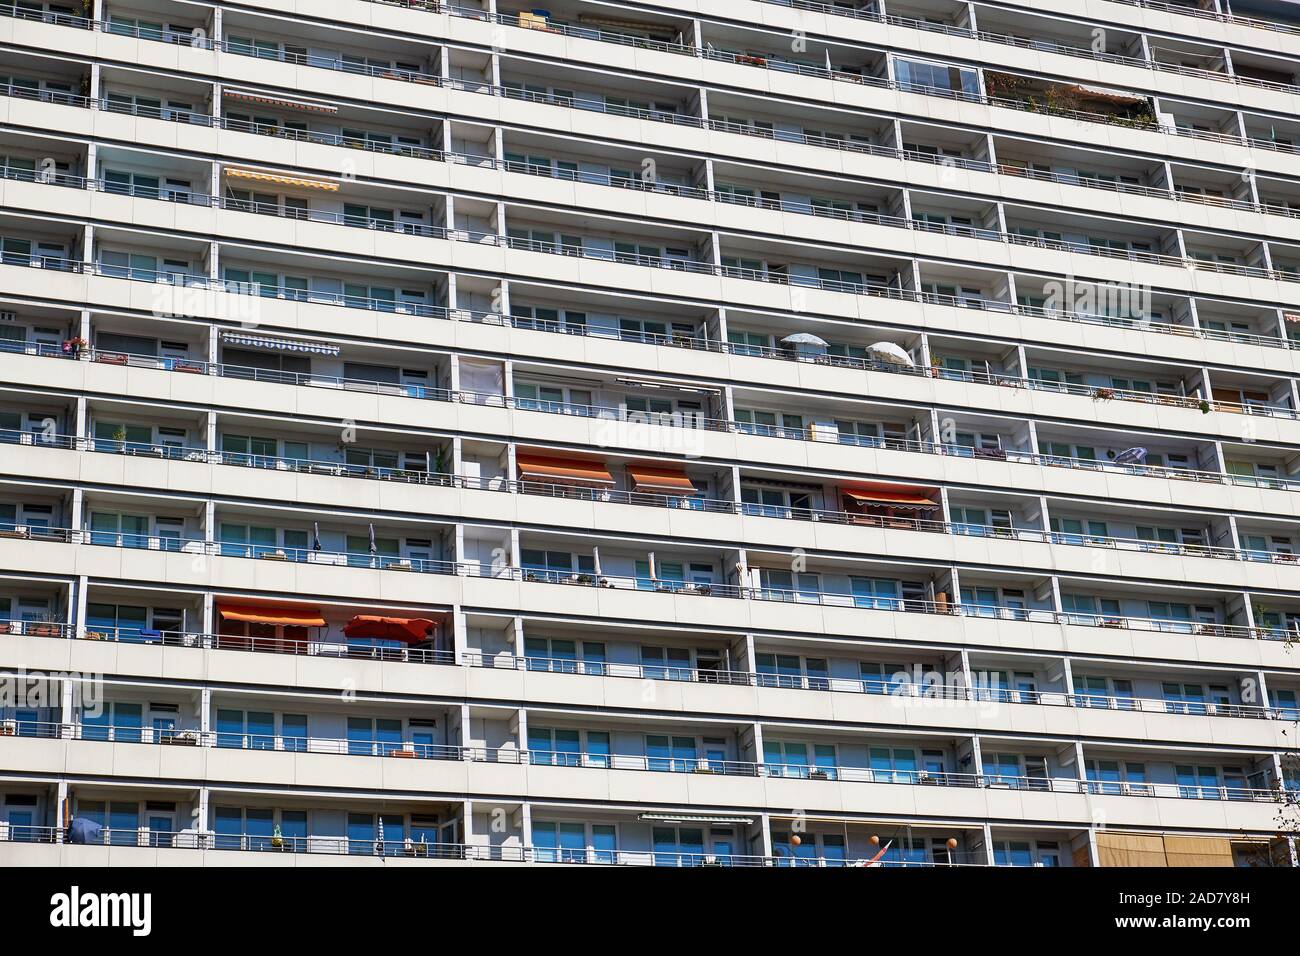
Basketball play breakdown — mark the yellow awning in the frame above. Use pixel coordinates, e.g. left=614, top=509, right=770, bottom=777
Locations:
left=226, top=168, right=339, bottom=191
left=1163, top=836, right=1234, bottom=867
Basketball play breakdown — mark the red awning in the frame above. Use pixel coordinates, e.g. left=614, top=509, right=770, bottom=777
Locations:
left=218, top=603, right=326, bottom=627
left=516, top=453, right=614, bottom=486
left=342, top=615, right=436, bottom=644
left=842, top=484, right=938, bottom=508
left=626, top=464, right=696, bottom=493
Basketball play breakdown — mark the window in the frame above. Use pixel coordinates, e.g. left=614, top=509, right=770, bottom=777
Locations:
left=1176, top=765, right=1225, bottom=800
left=532, top=821, right=590, bottom=863
left=741, top=485, right=813, bottom=517
left=1075, top=675, right=1135, bottom=709
left=1272, top=689, right=1299, bottom=720
left=521, top=549, right=594, bottom=582
left=103, top=169, right=160, bottom=199
left=81, top=701, right=142, bottom=743
left=646, top=734, right=698, bottom=773
left=524, top=636, right=605, bottom=675
left=756, top=653, right=828, bottom=690
left=216, top=709, right=277, bottom=750
left=894, top=58, right=980, bottom=96
left=513, top=381, right=593, bottom=413
left=993, top=840, right=1061, bottom=867
left=760, top=568, right=821, bottom=602
left=640, top=645, right=693, bottom=681
left=347, top=717, right=403, bottom=756
left=77, top=800, right=140, bottom=846
left=85, top=602, right=147, bottom=641
left=1050, top=517, right=1109, bottom=544
left=850, top=577, right=902, bottom=610
left=869, top=745, right=919, bottom=783
left=1060, top=593, right=1122, bottom=624
left=529, top=727, right=609, bottom=768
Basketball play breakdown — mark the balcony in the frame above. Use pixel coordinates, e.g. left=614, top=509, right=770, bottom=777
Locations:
left=12, top=401, right=1300, bottom=579
left=7, top=164, right=1299, bottom=357
left=8, top=718, right=1288, bottom=809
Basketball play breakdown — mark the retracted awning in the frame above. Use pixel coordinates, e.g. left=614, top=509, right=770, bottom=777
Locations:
left=221, top=331, right=341, bottom=356
left=226, top=168, right=340, bottom=191
left=516, top=453, right=614, bottom=486
left=223, top=89, right=338, bottom=113
left=1064, top=83, right=1148, bottom=104
left=626, top=464, right=695, bottom=493
left=218, top=603, right=326, bottom=627
left=343, top=615, right=435, bottom=644
left=842, top=484, right=938, bottom=507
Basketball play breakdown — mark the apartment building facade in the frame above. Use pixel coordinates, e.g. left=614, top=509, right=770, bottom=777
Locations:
left=0, top=0, right=1299, bottom=867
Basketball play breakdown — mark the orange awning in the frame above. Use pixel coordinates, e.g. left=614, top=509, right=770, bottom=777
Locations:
left=343, top=615, right=435, bottom=644
left=842, top=484, right=938, bottom=507
left=626, top=464, right=695, bottom=493
left=517, top=453, right=613, bottom=486
left=218, top=603, right=326, bottom=627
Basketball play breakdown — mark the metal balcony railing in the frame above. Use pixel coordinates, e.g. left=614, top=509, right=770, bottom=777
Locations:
left=6, top=136, right=1298, bottom=316
left=8, top=338, right=1300, bottom=536
left=8, top=621, right=1296, bottom=716
left=9, top=0, right=1287, bottom=95
left=0, top=822, right=1001, bottom=866
left=8, top=721, right=1289, bottom=806
left=2, top=522, right=1293, bottom=643
left=8, top=3, right=1300, bottom=171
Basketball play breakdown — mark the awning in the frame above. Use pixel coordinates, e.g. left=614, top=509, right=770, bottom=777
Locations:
left=578, top=14, right=680, bottom=38
left=343, top=615, right=436, bottom=644
left=1163, top=836, right=1233, bottom=867
left=1096, top=832, right=1167, bottom=867
left=638, top=813, right=754, bottom=825
left=516, top=453, right=613, bottom=486
left=626, top=464, right=695, bottom=494
left=221, top=331, right=341, bottom=356
left=226, top=168, right=339, bottom=191
left=1064, top=83, right=1148, bottom=105
left=223, top=89, right=338, bottom=113
left=842, top=484, right=938, bottom=507
left=218, top=603, right=326, bottom=627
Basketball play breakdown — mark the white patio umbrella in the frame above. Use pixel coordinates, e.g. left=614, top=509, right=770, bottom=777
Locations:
left=868, top=341, right=914, bottom=366
left=780, top=332, right=829, bottom=348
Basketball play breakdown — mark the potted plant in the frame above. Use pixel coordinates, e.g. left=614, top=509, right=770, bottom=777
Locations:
left=62, top=336, right=88, bottom=358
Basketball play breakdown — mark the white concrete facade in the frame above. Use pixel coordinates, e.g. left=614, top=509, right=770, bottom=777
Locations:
left=0, top=0, right=1298, bottom=868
